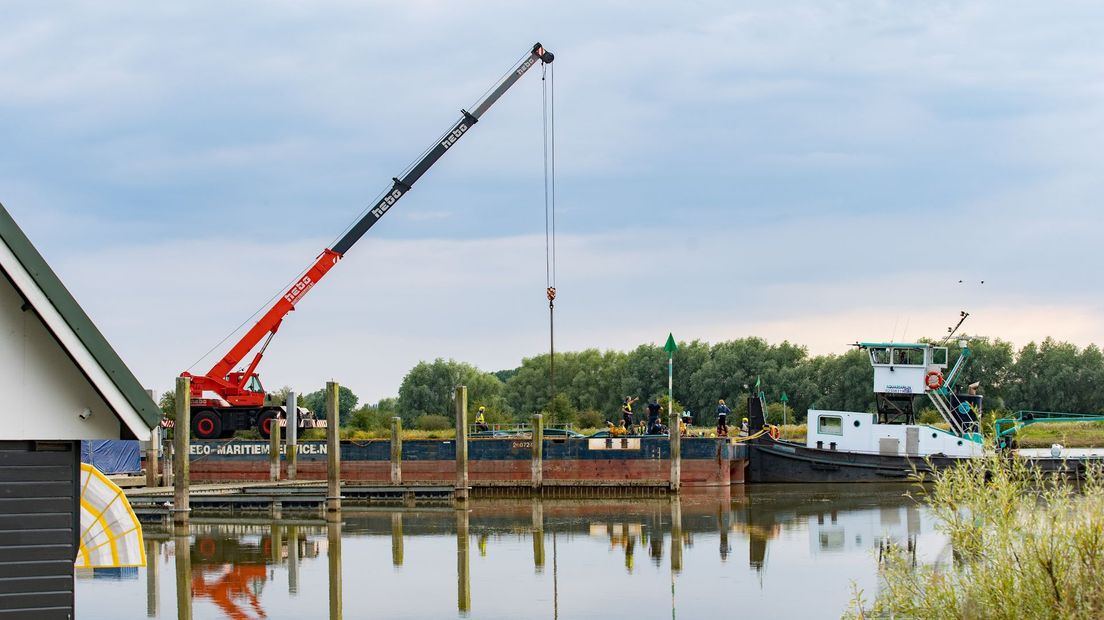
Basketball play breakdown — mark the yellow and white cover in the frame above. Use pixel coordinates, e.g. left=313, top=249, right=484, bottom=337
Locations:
left=75, top=463, right=145, bottom=568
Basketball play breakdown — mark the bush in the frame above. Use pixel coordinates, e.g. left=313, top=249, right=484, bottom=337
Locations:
left=348, top=406, right=387, bottom=431
left=415, top=414, right=452, bottom=431
left=848, top=454, right=1104, bottom=618
left=577, top=410, right=605, bottom=429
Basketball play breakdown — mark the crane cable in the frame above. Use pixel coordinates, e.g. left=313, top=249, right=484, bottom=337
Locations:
left=542, top=61, right=558, bottom=401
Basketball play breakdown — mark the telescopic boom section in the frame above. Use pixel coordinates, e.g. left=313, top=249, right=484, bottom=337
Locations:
left=192, top=43, right=554, bottom=396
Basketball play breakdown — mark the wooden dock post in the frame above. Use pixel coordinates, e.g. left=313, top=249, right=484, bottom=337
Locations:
left=455, top=386, right=469, bottom=503
left=390, top=417, right=402, bottom=484
left=531, top=413, right=543, bottom=491
left=146, top=426, right=160, bottom=487
left=269, top=409, right=282, bottom=482
left=162, top=436, right=172, bottom=489
left=286, top=391, right=298, bottom=480
left=669, top=411, right=681, bottom=493
left=145, top=389, right=160, bottom=487
left=172, top=376, right=190, bottom=529
left=325, top=381, right=341, bottom=517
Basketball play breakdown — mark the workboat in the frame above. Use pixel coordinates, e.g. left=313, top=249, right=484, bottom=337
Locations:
left=747, top=337, right=1104, bottom=482
left=747, top=339, right=989, bottom=483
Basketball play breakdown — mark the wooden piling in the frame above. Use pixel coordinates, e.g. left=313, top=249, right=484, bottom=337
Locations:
left=286, top=391, right=298, bottom=480
left=145, top=388, right=160, bottom=488
left=325, top=381, right=341, bottom=516
left=269, top=411, right=282, bottom=482
left=172, top=376, right=190, bottom=529
left=531, top=413, right=543, bottom=491
left=163, top=440, right=173, bottom=489
left=669, top=411, right=681, bottom=492
left=455, top=386, right=468, bottom=503
left=390, top=417, right=402, bottom=485
left=146, top=426, right=160, bottom=487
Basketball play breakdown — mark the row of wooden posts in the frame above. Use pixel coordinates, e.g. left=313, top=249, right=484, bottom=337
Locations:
left=167, top=378, right=685, bottom=529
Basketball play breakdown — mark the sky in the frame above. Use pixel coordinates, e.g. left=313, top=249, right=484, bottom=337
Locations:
left=4, top=1, right=1104, bottom=402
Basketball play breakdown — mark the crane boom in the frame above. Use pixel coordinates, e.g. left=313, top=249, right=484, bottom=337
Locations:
left=183, top=42, right=554, bottom=434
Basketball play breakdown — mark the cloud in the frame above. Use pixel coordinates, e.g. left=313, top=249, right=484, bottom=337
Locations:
left=6, top=0, right=1104, bottom=401
left=48, top=187, right=1104, bottom=402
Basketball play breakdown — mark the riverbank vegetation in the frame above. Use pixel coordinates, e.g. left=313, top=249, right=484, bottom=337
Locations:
left=366, top=335, right=1104, bottom=433
left=160, top=334, right=1104, bottom=444
left=848, top=456, right=1104, bottom=619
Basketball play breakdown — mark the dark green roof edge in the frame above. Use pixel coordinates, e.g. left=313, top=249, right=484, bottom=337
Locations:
left=0, top=202, right=160, bottom=430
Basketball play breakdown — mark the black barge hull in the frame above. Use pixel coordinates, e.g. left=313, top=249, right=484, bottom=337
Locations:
left=747, top=438, right=970, bottom=483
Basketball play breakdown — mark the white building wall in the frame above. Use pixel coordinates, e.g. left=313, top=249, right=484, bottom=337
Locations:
left=0, top=274, right=121, bottom=439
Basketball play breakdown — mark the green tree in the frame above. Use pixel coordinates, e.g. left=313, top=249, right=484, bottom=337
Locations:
left=397, top=359, right=506, bottom=424
left=159, top=391, right=175, bottom=419
left=303, top=385, right=359, bottom=425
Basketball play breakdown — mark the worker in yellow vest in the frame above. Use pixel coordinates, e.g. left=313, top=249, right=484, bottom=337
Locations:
left=475, top=406, right=489, bottom=432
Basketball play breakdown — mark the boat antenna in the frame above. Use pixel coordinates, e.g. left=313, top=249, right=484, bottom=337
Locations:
left=940, top=311, right=970, bottom=345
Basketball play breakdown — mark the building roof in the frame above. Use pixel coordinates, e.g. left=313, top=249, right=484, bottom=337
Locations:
left=0, top=202, right=159, bottom=436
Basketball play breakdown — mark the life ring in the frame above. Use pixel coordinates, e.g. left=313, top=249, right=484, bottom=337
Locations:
left=769, top=425, right=780, bottom=440
left=925, top=371, right=944, bottom=390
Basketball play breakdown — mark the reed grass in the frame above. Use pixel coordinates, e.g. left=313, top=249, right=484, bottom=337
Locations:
left=847, top=454, right=1104, bottom=619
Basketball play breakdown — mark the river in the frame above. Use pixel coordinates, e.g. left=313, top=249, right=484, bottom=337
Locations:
left=76, top=484, right=948, bottom=619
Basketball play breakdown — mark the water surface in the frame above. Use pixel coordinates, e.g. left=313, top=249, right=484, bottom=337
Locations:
left=77, top=484, right=946, bottom=619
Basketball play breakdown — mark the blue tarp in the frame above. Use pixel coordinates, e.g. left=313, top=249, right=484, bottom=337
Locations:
left=80, top=440, right=141, bottom=475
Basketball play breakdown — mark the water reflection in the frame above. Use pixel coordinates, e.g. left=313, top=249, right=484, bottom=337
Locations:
left=79, top=485, right=946, bottom=619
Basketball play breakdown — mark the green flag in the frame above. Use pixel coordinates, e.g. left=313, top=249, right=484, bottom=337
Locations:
left=754, top=376, right=761, bottom=392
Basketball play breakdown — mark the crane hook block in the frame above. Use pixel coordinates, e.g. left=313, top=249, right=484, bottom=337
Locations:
left=533, top=42, right=555, bottom=64
left=547, top=287, right=556, bottom=301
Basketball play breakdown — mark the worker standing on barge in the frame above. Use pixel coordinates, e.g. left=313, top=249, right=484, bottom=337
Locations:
left=622, top=396, right=638, bottom=433
left=716, top=399, right=731, bottom=437
left=475, top=406, right=488, bottom=432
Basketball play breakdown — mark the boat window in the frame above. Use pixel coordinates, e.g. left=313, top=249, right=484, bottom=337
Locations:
left=892, top=348, right=925, bottom=366
left=869, top=347, right=890, bottom=365
left=931, top=347, right=948, bottom=366
left=818, top=415, right=843, bottom=435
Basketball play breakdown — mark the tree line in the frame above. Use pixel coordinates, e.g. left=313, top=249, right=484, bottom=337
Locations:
left=351, top=335, right=1104, bottom=430
left=162, top=335, right=1104, bottom=431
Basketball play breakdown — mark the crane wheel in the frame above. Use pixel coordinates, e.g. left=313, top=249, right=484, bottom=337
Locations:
left=257, top=410, right=278, bottom=440
left=192, top=410, right=222, bottom=440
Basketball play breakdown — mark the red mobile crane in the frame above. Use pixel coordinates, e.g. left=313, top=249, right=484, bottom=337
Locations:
left=181, top=43, right=555, bottom=439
